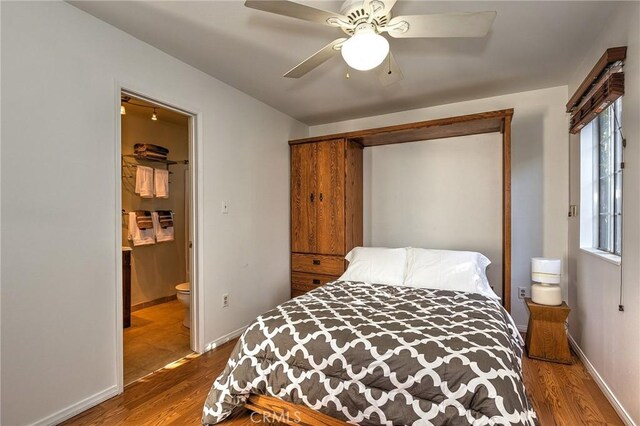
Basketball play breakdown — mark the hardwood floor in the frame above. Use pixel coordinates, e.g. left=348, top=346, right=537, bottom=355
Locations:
left=124, top=300, right=192, bottom=385
left=522, top=351, right=622, bottom=425
left=63, top=338, right=623, bottom=426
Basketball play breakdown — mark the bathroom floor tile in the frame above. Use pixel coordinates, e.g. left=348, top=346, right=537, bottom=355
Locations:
left=124, top=300, right=192, bottom=385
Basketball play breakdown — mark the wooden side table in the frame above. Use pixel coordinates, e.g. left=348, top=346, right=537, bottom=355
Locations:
left=524, top=297, right=572, bottom=364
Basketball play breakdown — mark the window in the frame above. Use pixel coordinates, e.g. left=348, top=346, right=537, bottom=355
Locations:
left=580, top=99, right=623, bottom=257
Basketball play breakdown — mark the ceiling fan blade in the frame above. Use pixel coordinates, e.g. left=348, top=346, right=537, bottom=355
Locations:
left=375, top=52, right=403, bottom=86
left=245, top=1, right=348, bottom=26
left=387, top=11, right=497, bottom=38
left=284, top=38, right=348, bottom=78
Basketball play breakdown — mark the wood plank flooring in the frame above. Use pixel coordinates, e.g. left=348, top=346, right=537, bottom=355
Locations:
left=124, top=300, right=192, bottom=385
left=63, top=338, right=623, bottom=426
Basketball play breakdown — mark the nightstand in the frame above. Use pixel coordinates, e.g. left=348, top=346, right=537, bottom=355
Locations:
left=524, top=298, right=572, bottom=364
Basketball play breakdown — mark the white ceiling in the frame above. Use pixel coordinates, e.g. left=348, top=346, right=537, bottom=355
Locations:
left=70, top=1, right=620, bottom=125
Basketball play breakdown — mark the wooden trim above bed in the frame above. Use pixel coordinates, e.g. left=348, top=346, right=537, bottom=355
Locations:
left=289, top=109, right=514, bottom=147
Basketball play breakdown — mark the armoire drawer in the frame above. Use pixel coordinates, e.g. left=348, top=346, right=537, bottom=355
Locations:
left=291, top=253, right=345, bottom=275
left=291, top=272, right=340, bottom=293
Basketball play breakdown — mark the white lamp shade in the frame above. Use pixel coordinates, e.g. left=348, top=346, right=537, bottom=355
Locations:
left=531, top=258, right=561, bottom=284
left=341, top=28, right=389, bottom=71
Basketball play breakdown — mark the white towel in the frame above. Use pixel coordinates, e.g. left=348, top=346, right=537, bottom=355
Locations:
left=152, top=212, right=174, bottom=242
left=128, top=212, right=155, bottom=246
left=135, top=166, right=154, bottom=198
left=154, top=169, right=169, bottom=198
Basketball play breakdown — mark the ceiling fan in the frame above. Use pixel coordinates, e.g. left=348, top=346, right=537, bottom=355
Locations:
left=245, top=0, right=497, bottom=85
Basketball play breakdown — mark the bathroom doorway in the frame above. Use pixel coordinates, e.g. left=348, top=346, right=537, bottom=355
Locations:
left=118, top=90, right=198, bottom=386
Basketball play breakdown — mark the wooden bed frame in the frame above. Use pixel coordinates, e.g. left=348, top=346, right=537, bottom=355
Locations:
left=247, top=109, right=514, bottom=425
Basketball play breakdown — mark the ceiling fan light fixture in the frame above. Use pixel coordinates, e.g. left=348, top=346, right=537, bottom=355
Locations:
left=341, top=24, right=389, bottom=71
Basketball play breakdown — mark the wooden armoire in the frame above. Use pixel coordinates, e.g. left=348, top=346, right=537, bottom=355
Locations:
left=289, top=138, right=363, bottom=297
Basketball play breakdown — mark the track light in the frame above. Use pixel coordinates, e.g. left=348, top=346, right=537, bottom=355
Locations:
left=121, top=95, right=131, bottom=115
left=120, top=95, right=161, bottom=120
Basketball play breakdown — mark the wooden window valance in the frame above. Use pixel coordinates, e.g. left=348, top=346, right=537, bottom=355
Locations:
left=568, top=46, right=626, bottom=134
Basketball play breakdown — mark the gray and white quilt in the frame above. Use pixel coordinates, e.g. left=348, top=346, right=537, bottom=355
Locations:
left=202, top=281, right=537, bottom=425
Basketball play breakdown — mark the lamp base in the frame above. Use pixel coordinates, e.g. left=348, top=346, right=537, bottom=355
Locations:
left=531, top=283, right=562, bottom=306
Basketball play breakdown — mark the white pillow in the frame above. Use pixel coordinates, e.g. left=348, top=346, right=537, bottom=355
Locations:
left=403, top=248, right=497, bottom=299
left=339, top=247, right=407, bottom=286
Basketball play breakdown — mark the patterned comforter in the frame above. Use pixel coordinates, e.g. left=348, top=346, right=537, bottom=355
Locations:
left=202, top=281, right=537, bottom=425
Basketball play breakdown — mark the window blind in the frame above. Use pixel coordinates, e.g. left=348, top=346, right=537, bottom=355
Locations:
left=568, top=47, right=626, bottom=134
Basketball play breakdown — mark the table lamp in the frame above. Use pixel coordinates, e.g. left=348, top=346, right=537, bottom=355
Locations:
left=531, top=258, right=562, bottom=306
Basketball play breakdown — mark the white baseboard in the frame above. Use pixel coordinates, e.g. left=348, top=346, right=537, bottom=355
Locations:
left=568, top=335, right=636, bottom=426
left=203, top=325, right=247, bottom=353
left=29, top=326, right=246, bottom=426
left=517, top=324, right=528, bottom=333
left=31, top=385, right=119, bottom=426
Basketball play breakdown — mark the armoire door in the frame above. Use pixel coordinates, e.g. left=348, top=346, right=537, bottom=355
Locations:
left=291, top=143, right=317, bottom=253
left=316, top=139, right=346, bottom=255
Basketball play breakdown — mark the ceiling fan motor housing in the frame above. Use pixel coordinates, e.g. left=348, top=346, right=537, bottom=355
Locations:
left=339, top=0, right=390, bottom=35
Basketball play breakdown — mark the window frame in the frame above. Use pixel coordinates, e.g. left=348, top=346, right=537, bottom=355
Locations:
left=593, top=99, right=623, bottom=256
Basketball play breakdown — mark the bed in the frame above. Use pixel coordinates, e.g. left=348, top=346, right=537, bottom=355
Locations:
left=202, top=249, right=537, bottom=425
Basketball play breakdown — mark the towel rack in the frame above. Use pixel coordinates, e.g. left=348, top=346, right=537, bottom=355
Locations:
left=122, top=163, right=173, bottom=174
left=122, top=209, right=175, bottom=215
left=122, top=154, right=188, bottom=169
left=121, top=154, right=186, bottom=181
left=121, top=210, right=175, bottom=224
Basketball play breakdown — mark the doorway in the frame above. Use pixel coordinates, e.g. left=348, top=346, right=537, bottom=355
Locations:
left=118, top=90, right=198, bottom=386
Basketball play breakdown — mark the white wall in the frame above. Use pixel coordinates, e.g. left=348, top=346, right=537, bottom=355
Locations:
left=311, top=86, right=569, bottom=329
left=0, top=2, right=306, bottom=425
left=567, top=2, right=640, bottom=423
left=363, top=135, right=504, bottom=297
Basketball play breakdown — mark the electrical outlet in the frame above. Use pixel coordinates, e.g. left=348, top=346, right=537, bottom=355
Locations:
left=222, top=293, right=229, bottom=308
left=221, top=200, right=229, bottom=214
left=518, top=287, right=528, bottom=299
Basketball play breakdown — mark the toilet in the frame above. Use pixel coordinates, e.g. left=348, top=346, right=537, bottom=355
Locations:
left=175, top=282, right=191, bottom=328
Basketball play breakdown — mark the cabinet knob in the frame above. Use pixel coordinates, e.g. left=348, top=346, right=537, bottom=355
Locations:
left=310, top=193, right=315, bottom=202
left=312, top=259, right=321, bottom=265
left=319, top=193, right=323, bottom=202
left=313, top=279, right=321, bottom=285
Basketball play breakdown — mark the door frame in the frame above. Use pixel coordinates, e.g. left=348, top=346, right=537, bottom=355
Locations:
left=113, top=81, right=205, bottom=393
